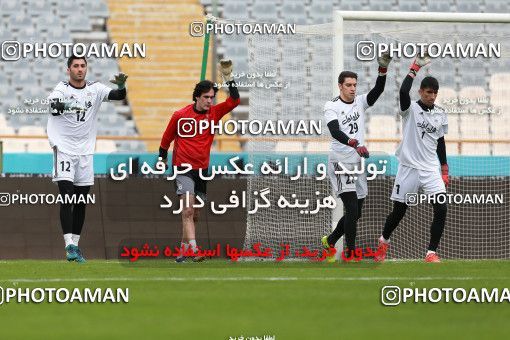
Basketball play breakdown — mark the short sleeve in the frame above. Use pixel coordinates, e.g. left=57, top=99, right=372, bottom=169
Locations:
left=357, top=93, right=370, bottom=110
left=323, top=102, right=337, bottom=124
left=441, top=113, right=448, bottom=135
left=96, top=82, right=112, bottom=102
left=48, top=82, right=65, bottom=101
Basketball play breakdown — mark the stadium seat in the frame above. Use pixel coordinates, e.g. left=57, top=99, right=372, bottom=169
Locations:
left=26, top=139, right=52, bottom=153
left=446, top=141, right=460, bottom=155
left=67, top=15, right=92, bottom=31
left=460, top=115, right=490, bottom=139
left=305, top=141, right=330, bottom=153
left=57, top=0, right=80, bottom=17
left=485, top=0, right=509, bottom=13
left=340, top=0, right=364, bottom=11
left=223, top=2, right=249, bottom=21
left=9, top=13, right=33, bottom=31
left=366, top=142, right=397, bottom=155
left=461, top=143, right=490, bottom=155
left=436, top=87, right=457, bottom=108
left=281, top=3, right=307, bottom=25
left=1, top=139, right=27, bottom=152
left=16, top=27, right=40, bottom=43
left=252, top=3, right=279, bottom=22
left=427, top=0, right=452, bottom=12
left=456, top=0, right=481, bottom=13
left=489, top=73, right=510, bottom=109
left=492, top=143, right=510, bottom=155
left=458, top=86, right=487, bottom=113
left=0, top=1, right=21, bottom=15
left=368, top=115, right=398, bottom=138
left=45, top=27, right=73, bottom=43
left=309, top=2, right=333, bottom=24
left=274, top=141, right=305, bottom=152
left=37, top=14, right=62, bottom=31
left=399, top=0, right=422, bottom=11
left=11, top=70, right=34, bottom=90
left=83, top=0, right=109, bottom=18
left=0, top=124, right=15, bottom=135
left=369, top=0, right=394, bottom=11
left=491, top=114, right=510, bottom=139
left=18, top=126, right=46, bottom=136
left=27, top=0, right=54, bottom=17
left=446, top=113, right=460, bottom=139
left=95, top=139, right=117, bottom=153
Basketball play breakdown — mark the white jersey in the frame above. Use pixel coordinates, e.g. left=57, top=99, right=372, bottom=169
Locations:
left=47, top=80, right=111, bottom=155
left=324, top=94, right=369, bottom=163
left=396, top=101, right=448, bottom=171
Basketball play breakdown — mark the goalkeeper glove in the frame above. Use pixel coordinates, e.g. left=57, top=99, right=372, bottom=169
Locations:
left=441, top=164, right=449, bottom=187
left=64, top=97, right=86, bottom=114
left=110, top=72, right=129, bottom=89
left=158, top=147, right=169, bottom=171
left=218, top=59, right=233, bottom=83
left=377, top=52, right=392, bottom=76
left=409, top=53, right=431, bottom=76
left=348, top=138, right=369, bottom=158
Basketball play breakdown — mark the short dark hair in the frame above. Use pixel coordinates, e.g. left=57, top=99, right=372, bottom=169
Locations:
left=338, top=71, right=358, bottom=84
left=192, top=80, right=218, bottom=102
left=420, top=76, right=439, bottom=91
left=67, top=55, right=87, bottom=68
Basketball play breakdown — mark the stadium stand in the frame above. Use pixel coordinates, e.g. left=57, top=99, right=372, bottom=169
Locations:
left=0, top=0, right=142, bottom=153
left=107, top=0, right=212, bottom=151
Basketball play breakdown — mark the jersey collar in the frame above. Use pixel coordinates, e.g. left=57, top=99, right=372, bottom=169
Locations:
left=68, top=81, right=86, bottom=90
left=339, top=96, right=354, bottom=105
left=417, top=100, right=435, bottom=112
left=193, top=104, right=208, bottom=114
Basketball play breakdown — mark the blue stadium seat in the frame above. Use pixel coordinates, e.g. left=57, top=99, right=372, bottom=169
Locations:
left=252, top=3, right=279, bottom=22
left=426, top=0, right=452, bottom=12
left=485, top=0, right=509, bottom=13
left=398, top=0, right=422, bottom=11
left=309, top=3, right=333, bottom=24
left=223, top=2, right=249, bottom=21
left=82, top=0, right=109, bottom=18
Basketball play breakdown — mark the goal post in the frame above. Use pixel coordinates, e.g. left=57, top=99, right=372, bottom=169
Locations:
left=211, top=11, right=510, bottom=260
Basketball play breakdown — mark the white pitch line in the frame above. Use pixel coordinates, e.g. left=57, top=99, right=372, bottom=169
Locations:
left=0, top=276, right=507, bottom=283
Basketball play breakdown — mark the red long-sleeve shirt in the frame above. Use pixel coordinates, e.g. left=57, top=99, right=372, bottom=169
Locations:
left=160, top=96, right=240, bottom=169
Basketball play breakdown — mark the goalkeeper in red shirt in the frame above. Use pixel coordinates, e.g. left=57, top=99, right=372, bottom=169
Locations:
left=159, top=60, right=240, bottom=262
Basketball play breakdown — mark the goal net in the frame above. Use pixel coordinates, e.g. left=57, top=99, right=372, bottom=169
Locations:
left=217, top=12, right=510, bottom=260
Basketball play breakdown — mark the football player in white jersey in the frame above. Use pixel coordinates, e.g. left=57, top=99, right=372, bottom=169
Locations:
left=321, top=53, right=392, bottom=259
left=374, top=54, right=449, bottom=263
left=47, top=55, right=128, bottom=262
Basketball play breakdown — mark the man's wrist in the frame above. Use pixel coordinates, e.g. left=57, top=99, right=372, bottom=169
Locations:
left=159, top=146, right=168, bottom=159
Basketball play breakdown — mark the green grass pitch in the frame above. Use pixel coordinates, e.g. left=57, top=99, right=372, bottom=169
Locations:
left=0, top=260, right=509, bottom=339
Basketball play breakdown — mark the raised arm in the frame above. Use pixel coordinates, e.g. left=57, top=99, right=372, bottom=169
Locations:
left=366, top=53, right=392, bottom=106
left=108, top=73, right=128, bottom=100
left=401, top=54, right=430, bottom=112
left=214, top=59, right=241, bottom=117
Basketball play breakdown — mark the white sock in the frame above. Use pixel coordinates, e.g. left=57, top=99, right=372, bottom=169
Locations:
left=178, top=242, right=188, bottom=257
left=379, top=235, right=390, bottom=244
left=427, top=250, right=436, bottom=255
left=188, top=239, right=198, bottom=252
left=72, top=234, right=80, bottom=246
left=64, top=233, right=73, bottom=247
